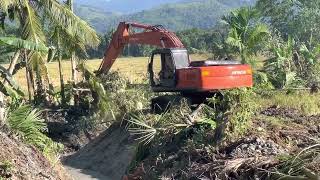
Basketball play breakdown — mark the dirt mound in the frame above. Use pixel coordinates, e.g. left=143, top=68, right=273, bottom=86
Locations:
left=63, top=122, right=137, bottom=180
left=0, top=132, right=71, bottom=180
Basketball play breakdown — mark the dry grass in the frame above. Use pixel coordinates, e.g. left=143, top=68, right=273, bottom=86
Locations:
left=5, top=54, right=210, bottom=92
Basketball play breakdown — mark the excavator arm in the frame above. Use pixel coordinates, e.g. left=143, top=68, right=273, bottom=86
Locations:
left=98, top=22, right=184, bottom=74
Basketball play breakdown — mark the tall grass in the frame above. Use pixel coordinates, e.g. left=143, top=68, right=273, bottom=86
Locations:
left=255, top=91, right=320, bottom=115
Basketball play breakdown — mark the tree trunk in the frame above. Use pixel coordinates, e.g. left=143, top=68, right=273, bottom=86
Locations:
left=24, top=51, right=33, bottom=102
left=71, top=51, right=77, bottom=84
left=8, top=51, right=20, bottom=74
left=67, top=0, right=77, bottom=85
left=66, top=0, right=79, bottom=106
left=58, top=51, right=66, bottom=105
left=0, top=92, right=5, bottom=126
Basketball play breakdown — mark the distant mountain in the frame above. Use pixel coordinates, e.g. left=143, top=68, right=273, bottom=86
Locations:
left=75, top=0, right=184, bottom=14
left=76, top=0, right=256, bottom=33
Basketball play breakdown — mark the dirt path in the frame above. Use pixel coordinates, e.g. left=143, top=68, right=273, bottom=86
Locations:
left=62, top=122, right=137, bottom=180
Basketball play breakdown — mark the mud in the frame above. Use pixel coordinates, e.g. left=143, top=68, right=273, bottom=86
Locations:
left=63, top=122, right=137, bottom=180
left=44, top=108, right=106, bottom=153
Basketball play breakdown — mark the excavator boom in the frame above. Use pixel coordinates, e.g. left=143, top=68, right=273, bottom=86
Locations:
left=98, top=22, right=184, bottom=74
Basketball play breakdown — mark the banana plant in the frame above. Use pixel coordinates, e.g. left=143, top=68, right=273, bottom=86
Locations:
left=264, top=37, right=301, bottom=88
left=0, top=36, right=51, bottom=97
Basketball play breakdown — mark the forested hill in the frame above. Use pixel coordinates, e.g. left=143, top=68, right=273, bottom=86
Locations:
left=75, top=0, right=256, bottom=33
left=75, top=0, right=184, bottom=14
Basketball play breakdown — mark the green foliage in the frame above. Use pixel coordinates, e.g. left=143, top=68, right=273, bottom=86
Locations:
left=264, top=34, right=320, bottom=88
left=298, top=44, right=320, bottom=86
left=78, top=63, right=152, bottom=126
left=257, top=0, right=320, bottom=47
left=264, top=37, right=300, bottom=88
left=223, top=7, right=269, bottom=65
left=208, top=88, right=257, bottom=137
left=7, top=105, right=63, bottom=161
left=255, top=91, right=320, bottom=116
left=253, top=71, right=274, bottom=90
left=0, top=160, right=13, bottom=179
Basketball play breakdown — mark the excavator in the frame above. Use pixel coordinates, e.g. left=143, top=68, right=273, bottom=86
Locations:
left=97, top=22, right=253, bottom=109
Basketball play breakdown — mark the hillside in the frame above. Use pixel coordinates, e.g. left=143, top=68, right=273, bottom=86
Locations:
left=75, top=0, right=184, bottom=13
left=76, top=0, right=256, bottom=33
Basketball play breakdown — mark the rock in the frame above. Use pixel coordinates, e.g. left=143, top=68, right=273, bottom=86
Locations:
left=241, top=144, right=249, bottom=149
left=249, top=145, right=256, bottom=151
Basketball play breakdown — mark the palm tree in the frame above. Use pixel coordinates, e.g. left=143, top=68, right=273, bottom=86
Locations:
left=0, top=0, right=100, bottom=104
left=66, top=0, right=77, bottom=84
left=0, top=36, right=48, bottom=123
left=222, top=7, right=269, bottom=65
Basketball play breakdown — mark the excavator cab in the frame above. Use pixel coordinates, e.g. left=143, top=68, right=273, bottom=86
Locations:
left=148, top=48, right=190, bottom=91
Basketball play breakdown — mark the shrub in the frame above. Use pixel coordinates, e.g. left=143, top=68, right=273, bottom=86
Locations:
left=208, top=88, right=257, bottom=139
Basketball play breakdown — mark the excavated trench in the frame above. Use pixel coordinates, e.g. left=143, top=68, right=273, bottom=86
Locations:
left=62, top=122, right=137, bottom=180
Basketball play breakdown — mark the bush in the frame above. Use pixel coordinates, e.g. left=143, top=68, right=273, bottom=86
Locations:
left=208, top=88, right=257, bottom=139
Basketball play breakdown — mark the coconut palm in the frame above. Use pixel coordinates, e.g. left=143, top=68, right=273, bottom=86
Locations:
left=0, top=0, right=100, bottom=104
left=222, top=7, right=269, bottom=65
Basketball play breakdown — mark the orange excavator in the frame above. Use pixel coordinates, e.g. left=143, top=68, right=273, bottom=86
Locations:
left=98, top=22, right=253, bottom=107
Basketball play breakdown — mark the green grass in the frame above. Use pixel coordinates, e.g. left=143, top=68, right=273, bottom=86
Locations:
left=255, top=91, right=320, bottom=115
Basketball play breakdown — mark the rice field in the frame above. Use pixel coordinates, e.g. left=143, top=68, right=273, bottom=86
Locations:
left=9, top=54, right=210, bottom=92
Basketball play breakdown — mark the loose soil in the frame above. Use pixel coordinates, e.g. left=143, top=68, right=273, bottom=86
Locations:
left=0, top=131, right=71, bottom=180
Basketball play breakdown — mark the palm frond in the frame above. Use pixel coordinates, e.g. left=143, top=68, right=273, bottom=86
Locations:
left=40, top=0, right=100, bottom=47
left=21, top=0, right=45, bottom=42
left=0, top=0, right=18, bottom=12
left=127, top=114, right=157, bottom=145
left=247, top=24, right=269, bottom=51
left=7, top=105, right=46, bottom=142
left=0, top=36, right=48, bottom=52
left=7, top=105, right=63, bottom=160
left=28, top=51, right=50, bottom=85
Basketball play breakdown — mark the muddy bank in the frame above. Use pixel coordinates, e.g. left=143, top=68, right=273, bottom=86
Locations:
left=0, top=132, right=71, bottom=180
